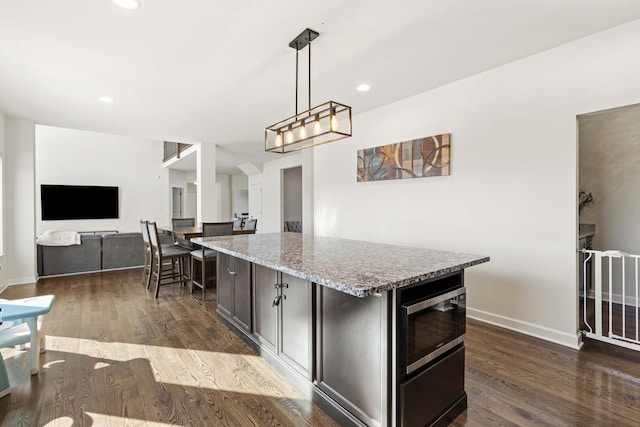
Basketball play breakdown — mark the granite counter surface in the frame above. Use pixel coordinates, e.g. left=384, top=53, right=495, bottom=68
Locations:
left=192, top=233, right=489, bottom=297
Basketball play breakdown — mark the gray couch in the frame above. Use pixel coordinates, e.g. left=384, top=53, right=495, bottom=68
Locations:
left=37, top=231, right=157, bottom=277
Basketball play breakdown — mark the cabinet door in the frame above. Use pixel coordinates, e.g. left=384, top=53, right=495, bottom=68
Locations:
left=253, top=264, right=278, bottom=351
left=280, top=273, right=312, bottom=379
left=232, top=258, right=251, bottom=333
left=216, top=252, right=233, bottom=317
left=317, top=286, right=386, bottom=427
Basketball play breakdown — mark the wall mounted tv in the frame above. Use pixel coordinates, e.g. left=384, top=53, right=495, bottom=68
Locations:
left=41, top=185, right=119, bottom=220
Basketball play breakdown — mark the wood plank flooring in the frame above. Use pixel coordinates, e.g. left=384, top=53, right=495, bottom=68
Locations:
left=580, top=296, right=640, bottom=339
left=1, top=269, right=639, bottom=426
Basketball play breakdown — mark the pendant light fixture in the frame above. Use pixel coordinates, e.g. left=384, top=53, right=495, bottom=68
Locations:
left=265, top=28, right=352, bottom=153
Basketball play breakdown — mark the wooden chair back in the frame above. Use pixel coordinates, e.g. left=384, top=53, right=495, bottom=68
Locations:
left=202, top=221, right=234, bottom=237
left=172, top=217, right=195, bottom=228
left=140, top=220, right=150, bottom=244
left=147, top=222, right=163, bottom=256
left=244, top=219, right=258, bottom=231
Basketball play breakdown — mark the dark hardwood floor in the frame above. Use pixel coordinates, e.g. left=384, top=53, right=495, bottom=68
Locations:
left=1, top=269, right=639, bottom=426
left=580, top=295, right=640, bottom=340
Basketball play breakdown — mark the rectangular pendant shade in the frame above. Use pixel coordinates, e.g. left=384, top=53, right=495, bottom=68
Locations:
left=265, top=101, right=352, bottom=153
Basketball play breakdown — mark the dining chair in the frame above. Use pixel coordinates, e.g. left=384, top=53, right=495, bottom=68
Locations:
left=140, top=220, right=177, bottom=289
left=140, top=220, right=154, bottom=288
left=147, top=221, right=192, bottom=298
left=172, top=217, right=196, bottom=228
left=190, top=221, right=234, bottom=302
left=244, top=218, right=258, bottom=232
left=232, top=217, right=243, bottom=230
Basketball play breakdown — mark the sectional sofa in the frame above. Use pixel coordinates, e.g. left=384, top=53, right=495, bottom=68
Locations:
left=36, top=231, right=169, bottom=277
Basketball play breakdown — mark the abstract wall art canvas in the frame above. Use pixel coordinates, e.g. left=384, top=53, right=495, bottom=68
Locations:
left=357, top=133, right=450, bottom=182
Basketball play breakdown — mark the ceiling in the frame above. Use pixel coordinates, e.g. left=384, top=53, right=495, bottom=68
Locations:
left=2, top=1, right=640, bottom=174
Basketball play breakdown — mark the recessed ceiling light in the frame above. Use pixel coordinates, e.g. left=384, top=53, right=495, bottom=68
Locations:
left=356, top=83, right=371, bottom=92
left=99, top=96, right=114, bottom=103
left=112, top=0, right=141, bottom=9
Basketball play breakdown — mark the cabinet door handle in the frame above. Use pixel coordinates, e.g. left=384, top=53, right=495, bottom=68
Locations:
left=227, top=269, right=237, bottom=276
left=272, top=295, right=283, bottom=307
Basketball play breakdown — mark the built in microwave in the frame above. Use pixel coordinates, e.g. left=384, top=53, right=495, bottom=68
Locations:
left=401, top=286, right=466, bottom=375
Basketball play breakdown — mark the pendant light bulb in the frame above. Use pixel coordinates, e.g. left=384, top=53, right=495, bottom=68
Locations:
left=299, top=120, right=307, bottom=139
left=286, top=126, right=294, bottom=144
left=330, top=108, right=338, bottom=132
left=313, top=114, right=322, bottom=135
left=275, top=131, right=283, bottom=147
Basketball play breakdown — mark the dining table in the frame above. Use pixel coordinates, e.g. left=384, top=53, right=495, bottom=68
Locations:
left=161, top=225, right=256, bottom=240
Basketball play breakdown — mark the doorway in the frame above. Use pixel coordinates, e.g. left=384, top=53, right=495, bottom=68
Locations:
left=172, top=187, right=184, bottom=219
left=578, top=103, right=640, bottom=350
left=282, top=166, right=302, bottom=232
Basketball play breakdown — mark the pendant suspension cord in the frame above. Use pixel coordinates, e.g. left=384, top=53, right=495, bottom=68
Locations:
left=295, top=49, right=299, bottom=117
left=308, top=36, right=312, bottom=113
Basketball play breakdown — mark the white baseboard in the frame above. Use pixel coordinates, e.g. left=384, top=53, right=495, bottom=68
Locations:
left=7, top=276, right=37, bottom=286
left=467, top=307, right=581, bottom=350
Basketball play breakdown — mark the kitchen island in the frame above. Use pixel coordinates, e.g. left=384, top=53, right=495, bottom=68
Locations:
left=193, top=232, right=489, bottom=427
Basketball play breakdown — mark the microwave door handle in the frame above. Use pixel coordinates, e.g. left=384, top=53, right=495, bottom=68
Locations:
left=405, top=286, right=466, bottom=315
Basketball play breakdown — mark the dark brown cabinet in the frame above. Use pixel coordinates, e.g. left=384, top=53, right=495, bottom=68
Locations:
left=252, top=265, right=312, bottom=379
left=216, top=253, right=251, bottom=333
left=253, top=264, right=278, bottom=351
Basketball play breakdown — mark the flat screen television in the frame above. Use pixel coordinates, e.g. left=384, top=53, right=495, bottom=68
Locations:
left=41, top=184, right=119, bottom=220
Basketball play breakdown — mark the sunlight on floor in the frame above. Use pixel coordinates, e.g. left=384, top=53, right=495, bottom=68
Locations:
left=86, top=412, right=176, bottom=426
left=41, top=413, right=177, bottom=427
left=42, top=416, right=73, bottom=427
left=45, top=335, right=304, bottom=400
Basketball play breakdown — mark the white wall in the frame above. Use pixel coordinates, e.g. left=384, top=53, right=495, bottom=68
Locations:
left=169, top=169, right=189, bottom=219
left=283, top=166, right=302, bottom=225
left=196, top=143, right=218, bottom=222
left=186, top=182, right=197, bottom=219
left=248, top=174, right=263, bottom=231
left=231, top=174, right=249, bottom=217
left=261, top=154, right=303, bottom=233
left=313, top=19, right=640, bottom=348
left=217, top=174, right=231, bottom=220
left=36, top=125, right=170, bottom=234
left=301, top=149, right=314, bottom=235
left=0, top=112, right=6, bottom=290
left=6, top=118, right=36, bottom=285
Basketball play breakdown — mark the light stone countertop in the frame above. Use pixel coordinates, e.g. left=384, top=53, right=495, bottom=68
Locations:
left=192, top=232, right=490, bottom=298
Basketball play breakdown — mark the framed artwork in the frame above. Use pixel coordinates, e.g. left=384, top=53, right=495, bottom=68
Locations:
left=357, top=133, right=450, bottom=182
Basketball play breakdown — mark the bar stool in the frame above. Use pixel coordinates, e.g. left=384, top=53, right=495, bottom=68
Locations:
left=244, top=218, right=258, bottom=232
left=147, top=221, right=192, bottom=298
left=140, top=220, right=177, bottom=289
left=190, top=221, right=233, bottom=302
left=140, top=220, right=154, bottom=288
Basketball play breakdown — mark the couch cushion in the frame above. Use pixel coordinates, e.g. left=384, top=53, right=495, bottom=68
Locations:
left=37, top=234, right=102, bottom=276
left=102, top=232, right=145, bottom=270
